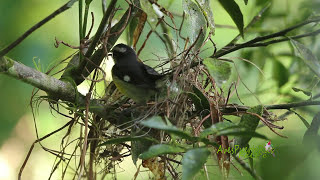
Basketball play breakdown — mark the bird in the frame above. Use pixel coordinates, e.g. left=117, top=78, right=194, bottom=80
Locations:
left=110, top=43, right=167, bottom=104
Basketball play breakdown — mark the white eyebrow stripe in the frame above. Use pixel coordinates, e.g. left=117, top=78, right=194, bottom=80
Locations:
left=113, top=46, right=127, bottom=53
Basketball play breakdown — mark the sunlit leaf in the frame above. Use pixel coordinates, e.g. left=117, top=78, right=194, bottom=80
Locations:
left=182, top=148, right=210, bottom=180
left=217, top=0, right=244, bottom=36
left=140, top=0, right=158, bottom=29
left=183, top=0, right=207, bottom=51
left=203, top=58, right=231, bottom=87
left=139, top=144, right=185, bottom=159
left=291, top=39, right=320, bottom=77
left=195, top=0, right=215, bottom=33
left=273, top=59, right=289, bottom=87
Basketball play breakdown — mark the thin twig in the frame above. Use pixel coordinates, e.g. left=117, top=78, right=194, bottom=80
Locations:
left=18, top=120, right=74, bottom=180
left=78, top=92, right=91, bottom=180
left=83, top=0, right=117, bottom=59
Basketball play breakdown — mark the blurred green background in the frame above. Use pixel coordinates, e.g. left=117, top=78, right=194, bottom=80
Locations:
left=0, top=0, right=320, bottom=179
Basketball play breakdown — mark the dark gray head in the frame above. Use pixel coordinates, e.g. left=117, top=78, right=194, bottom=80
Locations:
left=111, top=43, right=137, bottom=63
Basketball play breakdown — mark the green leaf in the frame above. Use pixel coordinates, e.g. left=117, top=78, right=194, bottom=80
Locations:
left=140, top=0, right=158, bottom=29
left=216, top=128, right=267, bottom=140
left=85, top=0, right=93, bottom=4
left=127, top=14, right=140, bottom=46
left=187, top=85, right=210, bottom=112
left=183, top=0, right=207, bottom=51
left=203, top=58, right=231, bottom=87
left=67, top=0, right=78, bottom=7
left=292, top=111, right=310, bottom=128
left=292, top=87, right=312, bottom=96
left=139, top=144, right=185, bottom=159
left=195, top=0, right=215, bottom=33
left=234, top=105, right=264, bottom=152
left=187, top=92, right=203, bottom=111
left=273, top=60, right=289, bottom=87
left=192, top=85, right=210, bottom=109
left=200, top=121, right=267, bottom=139
left=217, top=0, right=244, bottom=36
left=140, top=116, right=195, bottom=140
left=244, top=0, right=248, bottom=5
left=182, top=148, right=210, bottom=180
left=98, top=136, right=158, bottom=147
left=132, top=140, right=153, bottom=165
left=140, top=116, right=178, bottom=131
left=200, top=121, right=237, bottom=138
left=32, top=57, right=42, bottom=72
left=190, top=86, right=211, bottom=128
left=303, top=112, right=320, bottom=147
left=291, top=39, right=320, bottom=77
left=246, top=144, right=254, bottom=169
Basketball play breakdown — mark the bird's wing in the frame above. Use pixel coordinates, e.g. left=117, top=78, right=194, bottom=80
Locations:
left=112, top=63, right=155, bottom=89
left=142, top=63, right=165, bottom=81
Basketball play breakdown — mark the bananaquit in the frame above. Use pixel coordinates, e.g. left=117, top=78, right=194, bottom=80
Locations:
left=110, top=44, right=165, bottom=104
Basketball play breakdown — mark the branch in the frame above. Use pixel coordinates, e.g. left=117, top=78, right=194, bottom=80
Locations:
left=0, top=56, right=76, bottom=102
left=265, top=101, right=320, bottom=110
left=213, top=16, right=320, bottom=58
left=0, top=56, right=126, bottom=125
left=64, top=3, right=139, bottom=85
left=245, top=29, right=320, bottom=47
left=0, top=0, right=77, bottom=57
left=222, top=100, right=320, bottom=114
left=222, top=3, right=271, bottom=50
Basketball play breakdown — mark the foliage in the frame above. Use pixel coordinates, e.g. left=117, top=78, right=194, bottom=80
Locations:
left=0, top=0, right=320, bottom=180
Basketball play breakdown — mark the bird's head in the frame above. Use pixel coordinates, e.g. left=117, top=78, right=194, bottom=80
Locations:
left=110, top=43, right=137, bottom=63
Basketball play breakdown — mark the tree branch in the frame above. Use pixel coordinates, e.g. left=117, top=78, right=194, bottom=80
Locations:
left=265, top=101, right=320, bottom=110
left=222, top=100, right=320, bottom=114
left=0, top=56, right=76, bottom=102
left=213, top=16, right=320, bottom=58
